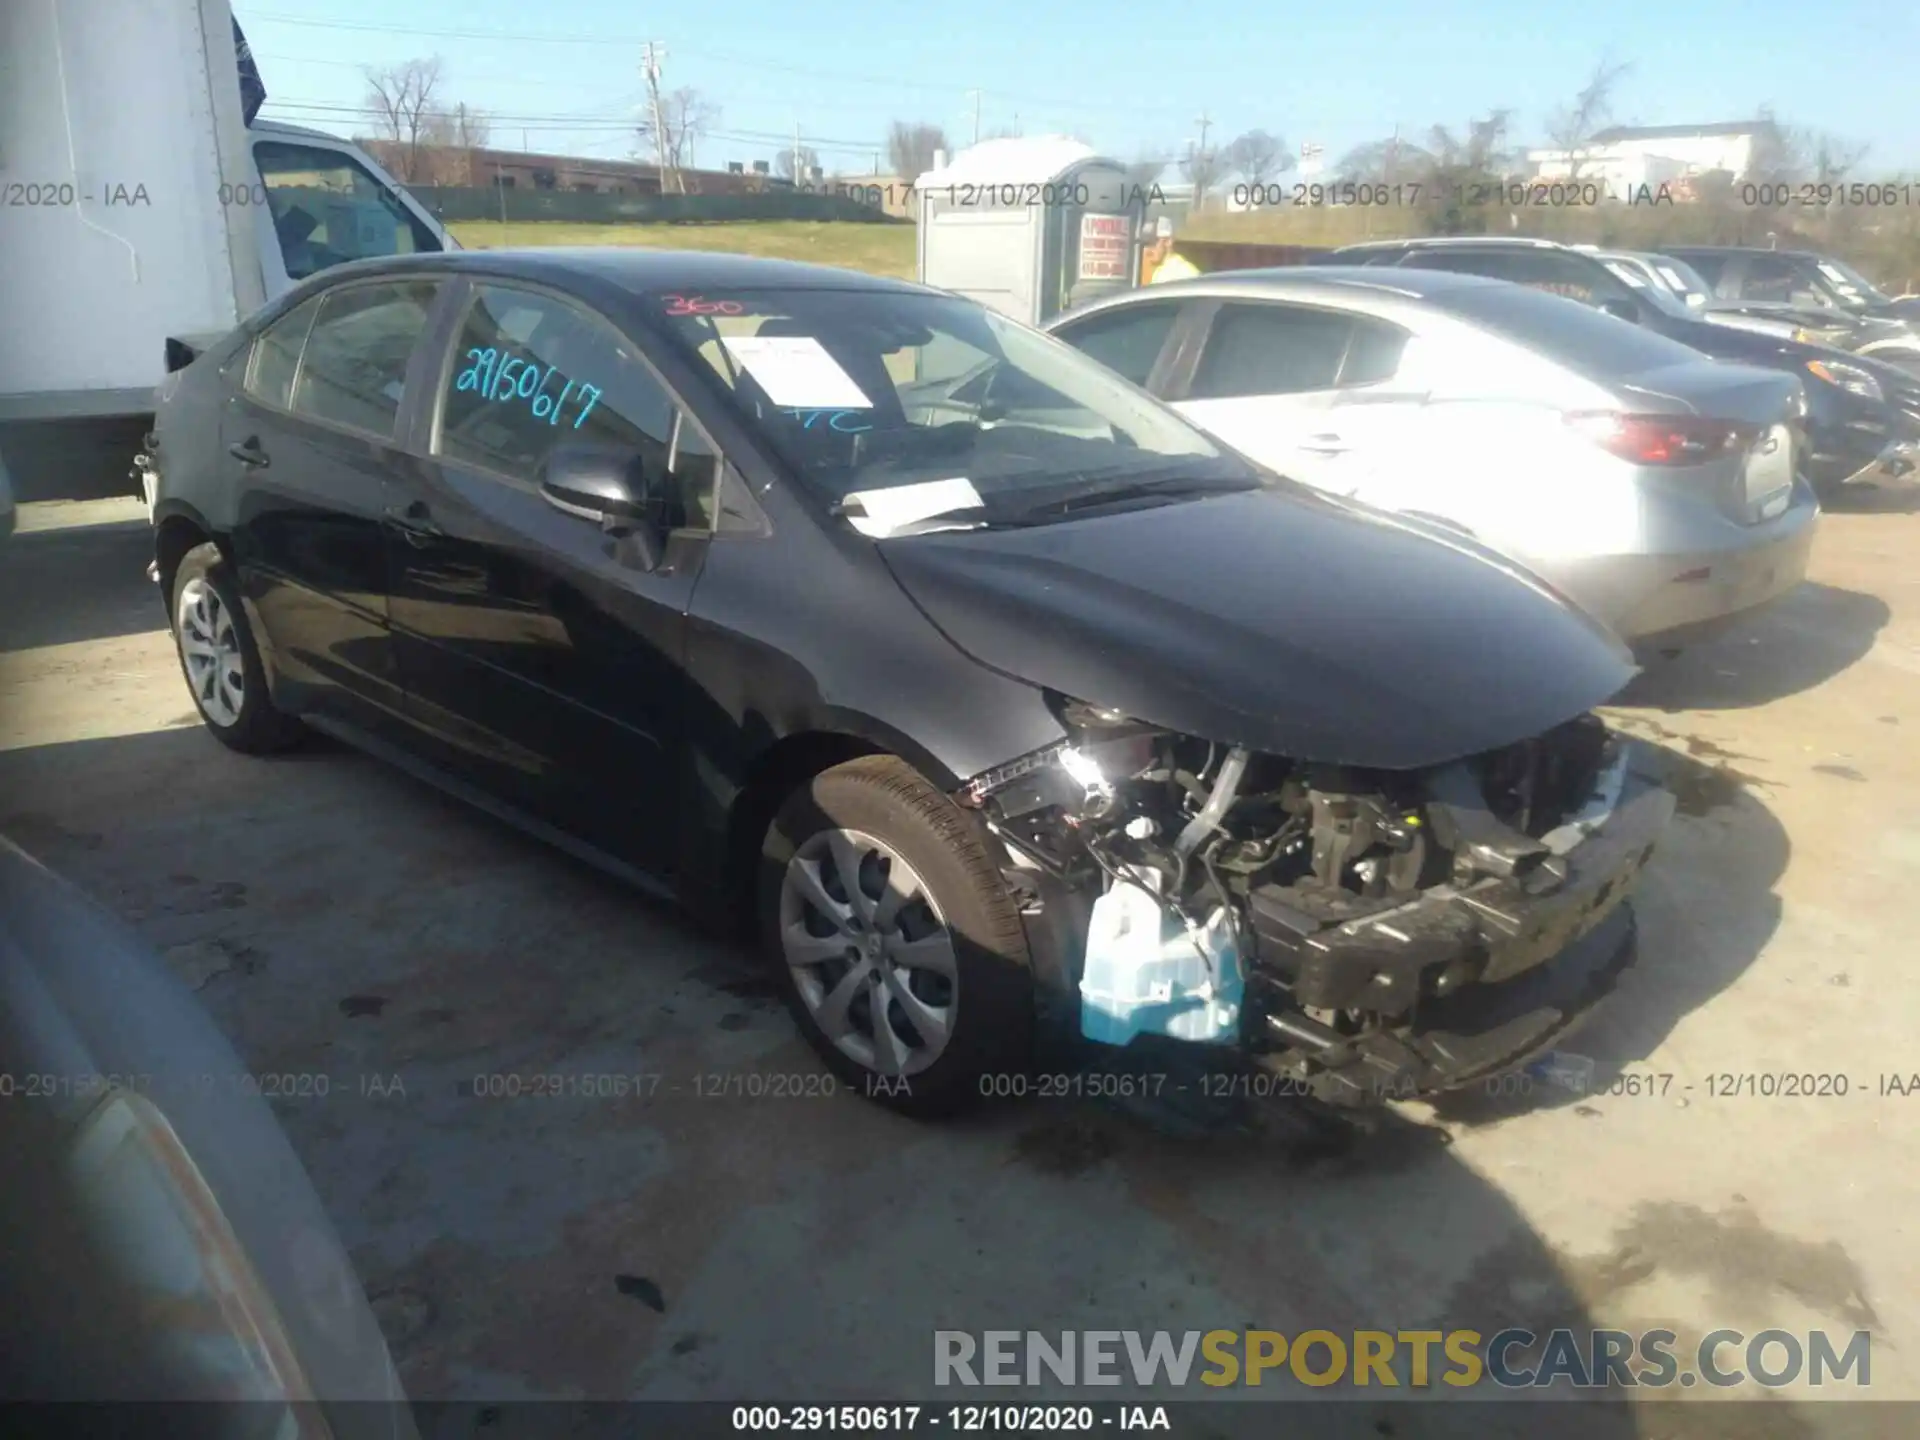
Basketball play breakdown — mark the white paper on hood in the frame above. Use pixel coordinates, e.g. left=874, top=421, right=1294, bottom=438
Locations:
left=842, top=477, right=983, bottom=537
left=719, top=335, right=873, bottom=408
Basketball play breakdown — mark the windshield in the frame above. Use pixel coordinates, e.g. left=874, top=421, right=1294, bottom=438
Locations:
left=1598, top=257, right=1694, bottom=320
left=649, top=287, right=1252, bottom=523
left=1813, top=257, right=1894, bottom=307
left=1643, top=256, right=1713, bottom=307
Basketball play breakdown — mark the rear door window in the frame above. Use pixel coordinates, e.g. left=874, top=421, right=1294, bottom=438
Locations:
left=245, top=294, right=323, bottom=410
left=1052, top=303, right=1181, bottom=388
left=289, top=281, right=440, bottom=439
left=1339, top=317, right=1410, bottom=385
left=1674, top=252, right=1728, bottom=288
left=1737, top=255, right=1827, bottom=308
left=1189, top=303, right=1356, bottom=398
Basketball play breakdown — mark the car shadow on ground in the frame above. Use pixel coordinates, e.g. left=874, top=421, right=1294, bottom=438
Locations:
left=1431, top=732, right=1788, bottom=1128
left=0, top=725, right=1694, bottom=1435
left=0, top=513, right=158, bottom=653
left=1617, top=582, right=1888, bottom=712
left=1821, top=479, right=1920, bottom=516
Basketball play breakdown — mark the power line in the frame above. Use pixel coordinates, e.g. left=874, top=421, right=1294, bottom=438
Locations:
left=244, top=10, right=1198, bottom=121
left=260, top=97, right=892, bottom=151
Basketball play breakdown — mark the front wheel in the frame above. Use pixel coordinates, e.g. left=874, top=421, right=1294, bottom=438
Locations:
left=758, top=756, right=1034, bottom=1117
left=169, top=543, right=304, bottom=754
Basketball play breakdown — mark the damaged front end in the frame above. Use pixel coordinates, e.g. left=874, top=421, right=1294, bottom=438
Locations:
left=956, top=700, right=1676, bottom=1105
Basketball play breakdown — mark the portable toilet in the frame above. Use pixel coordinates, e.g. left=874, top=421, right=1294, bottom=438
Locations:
left=916, top=137, right=1147, bottom=326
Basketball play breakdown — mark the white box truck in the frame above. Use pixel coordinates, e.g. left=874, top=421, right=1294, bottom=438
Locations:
left=0, top=0, right=453, bottom=498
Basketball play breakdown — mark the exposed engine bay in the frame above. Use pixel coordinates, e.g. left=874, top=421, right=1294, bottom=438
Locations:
left=956, top=699, right=1675, bottom=1104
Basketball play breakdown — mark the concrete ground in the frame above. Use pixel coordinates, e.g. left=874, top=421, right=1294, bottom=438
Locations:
left=2, top=491, right=1917, bottom=1436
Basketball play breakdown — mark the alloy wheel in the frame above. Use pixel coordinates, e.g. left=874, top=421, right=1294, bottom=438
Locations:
left=177, top=576, right=245, bottom=728
left=778, top=827, right=958, bottom=1077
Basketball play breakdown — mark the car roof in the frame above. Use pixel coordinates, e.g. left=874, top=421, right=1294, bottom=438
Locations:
left=1661, top=245, right=1822, bottom=259
left=1050, top=264, right=1527, bottom=322
left=316, top=247, right=938, bottom=298
left=1331, top=236, right=1575, bottom=253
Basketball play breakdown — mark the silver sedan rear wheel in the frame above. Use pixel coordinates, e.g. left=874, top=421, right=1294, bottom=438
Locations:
left=176, top=575, right=245, bottom=728
left=777, top=827, right=958, bottom=1078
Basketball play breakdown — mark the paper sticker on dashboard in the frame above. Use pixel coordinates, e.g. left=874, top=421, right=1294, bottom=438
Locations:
left=721, top=336, right=873, bottom=408
left=842, top=477, right=983, bottom=538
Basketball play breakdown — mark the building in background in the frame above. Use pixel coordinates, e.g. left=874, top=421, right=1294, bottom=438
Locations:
left=1527, top=120, right=1776, bottom=193
left=359, top=141, right=768, bottom=195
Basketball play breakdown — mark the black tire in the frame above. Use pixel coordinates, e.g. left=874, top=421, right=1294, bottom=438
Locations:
left=758, top=755, right=1034, bottom=1117
left=168, top=542, right=305, bottom=754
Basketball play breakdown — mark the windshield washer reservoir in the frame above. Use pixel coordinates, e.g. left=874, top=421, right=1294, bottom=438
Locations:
left=1079, top=872, right=1243, bottom=1046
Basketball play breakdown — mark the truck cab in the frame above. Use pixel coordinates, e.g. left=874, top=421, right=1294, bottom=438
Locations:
left=244, top=122, right=449, bottom=304
left=0, top=0, right=451, bottom=496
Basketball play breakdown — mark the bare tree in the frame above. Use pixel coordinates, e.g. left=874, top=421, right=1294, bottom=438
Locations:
left=362, top=58, right=446, bottom=183
left=1222, top=130, right=1291, bottom=187
left=1181, top=143, right=1224, bottom=210
left=1798, top=132, right=1871, bottom=186
left=887, top=121, right=949, bottom=180
left=1125, top=155, right=1169, bottom=192
left=418, top=102, right=491, bottom=185
left=1741, top=108, right=1868, bottom=188
left=774, top=144, right=821, bottom=182
left=636, top=88, right=718, bottom=178
left=1335, top=135, right=1432, bottom=183
left=1418, top=110, right=1516, bottom=233
left=1545, top=58, right=1633, bottom=180
left=1425, top=110, right=1515, bottom=175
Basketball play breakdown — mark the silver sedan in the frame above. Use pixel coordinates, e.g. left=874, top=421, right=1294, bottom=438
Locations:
left=1047, top=266, right=1820, bottom=655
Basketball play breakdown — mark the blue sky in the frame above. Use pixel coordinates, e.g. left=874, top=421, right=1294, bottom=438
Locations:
left=239, top=0, right=1920, bottom=176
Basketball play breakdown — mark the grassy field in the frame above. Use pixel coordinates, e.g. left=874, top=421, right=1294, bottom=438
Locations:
left=445, top=210, right=1920, bottom=291
left=447, top=218, right=917, bottom=279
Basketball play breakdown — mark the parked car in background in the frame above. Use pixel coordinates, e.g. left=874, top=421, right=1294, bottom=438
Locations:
left=0, top=834, right=413, bottom=1434
left=1583, top=248, right=1858, bottom=347
left=1658, top=246, right=1920, bottom=373
left=146, top=249, right=1672, bottom=1112
left=1319, top=237, right=1920, bottom=496
left=1579, top=247, right=1711, bottom=310
left=1049, top=267, right=1817, bottom=656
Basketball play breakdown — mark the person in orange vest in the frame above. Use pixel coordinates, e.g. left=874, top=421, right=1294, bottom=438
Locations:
left=1143, top=218, right=1201, bottom=284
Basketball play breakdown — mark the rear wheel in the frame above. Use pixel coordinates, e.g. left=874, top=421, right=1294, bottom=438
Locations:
left=758, top=756, right=1033, bottom=1116
left=169, top=543, right=304, bottom=754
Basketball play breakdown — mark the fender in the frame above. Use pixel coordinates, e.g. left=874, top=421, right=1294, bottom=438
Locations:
left=1856, top=337, right=1920, bottom=361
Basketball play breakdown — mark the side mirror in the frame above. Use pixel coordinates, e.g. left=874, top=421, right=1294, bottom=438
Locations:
left=1597, top=297, right=1641, bottom=324
left=539, top=442, right=666, bottom=568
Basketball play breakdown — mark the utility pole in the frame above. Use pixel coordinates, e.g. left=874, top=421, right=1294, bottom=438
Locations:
left=1195, top=111, right=1212, bottom=154
left=792, top=120, right=803, bottom=188
left=969, top=90, right=982, bottom=146
left=640, top=41, right=680, bottom=194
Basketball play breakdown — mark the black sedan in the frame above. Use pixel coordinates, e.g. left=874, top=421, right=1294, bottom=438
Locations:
left=145, top=249, right=1673, bottom=1114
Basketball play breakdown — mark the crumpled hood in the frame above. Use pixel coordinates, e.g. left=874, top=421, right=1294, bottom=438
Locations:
left=878, top=487, right=1637, bottom=771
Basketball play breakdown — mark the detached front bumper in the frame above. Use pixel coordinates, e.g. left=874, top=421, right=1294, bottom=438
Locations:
left=1247, top=770, right=1675, bottom=1104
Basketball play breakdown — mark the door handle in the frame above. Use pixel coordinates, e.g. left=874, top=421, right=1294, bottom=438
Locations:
left=383, top=500, right=444, bottom=545
left=226, top=439, right=270, bottom=469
